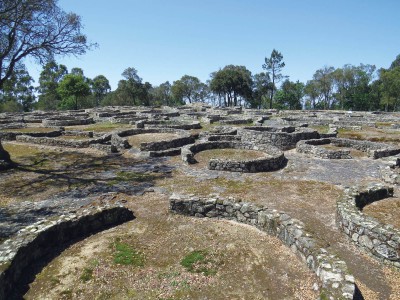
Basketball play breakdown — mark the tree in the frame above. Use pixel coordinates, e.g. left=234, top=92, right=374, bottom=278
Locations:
left=0, top=0, right=94, bottom=90
left=57, top=73, right=90, bottom=110
left=380, top=66, right=400, bottom=111
left=171, top=75, right=205, bottom=104
left=209, top=65, right=253, bottom=107
left=312, top=66, right=335, bottom=109
left=274, top=80, right=304, bottom=110
left=304, top=80, right=321, bottom=109
left=91, top=75, right=111, bottom=106
left=0, top=65, right=35, bottom=112
left=36, top=61, right=68, bottom=110
left=252, top=72, right=271, bottom=109
left=262, top=49, right=286, bottom=109
left=332, top=64, right=375, bottom=110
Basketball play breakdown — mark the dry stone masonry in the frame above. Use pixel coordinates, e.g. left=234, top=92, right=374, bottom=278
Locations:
left=336, top=184, right=400, bottom=268
left=0, top=201, right=134, bottom=299
left=170, top=194, right=356, bottom=300
left=181, top=141, right=286, bottom=172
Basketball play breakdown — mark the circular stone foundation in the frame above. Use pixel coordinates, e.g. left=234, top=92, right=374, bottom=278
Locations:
left=181, top=141, right=286, bottom=172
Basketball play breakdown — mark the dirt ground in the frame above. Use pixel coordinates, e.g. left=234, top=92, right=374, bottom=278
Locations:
left=1, top=123, right=400, bottom=300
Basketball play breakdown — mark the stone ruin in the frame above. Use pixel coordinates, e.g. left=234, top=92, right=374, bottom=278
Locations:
left=1, top=106, right=400, bottom=299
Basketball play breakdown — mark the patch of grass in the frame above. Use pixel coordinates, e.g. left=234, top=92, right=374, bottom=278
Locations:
left=310, top=125, right=329, bottom=134
left=337, top=129, right=363, bottom=140
left=112, top=240, right=144, bottom=266
left=2, top=143, right=42, bottom=158
left=80, top=267, right=93, bottom=282
left=180, top=250, right=217, bottom=276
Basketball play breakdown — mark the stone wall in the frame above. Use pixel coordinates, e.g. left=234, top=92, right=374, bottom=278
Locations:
left=332, top=138, right=400, bottom=159
left=15, top=134, right=111, bottom=148
left=42, top=117, right=94, bottom=127
left=0, top=129, right=63, bottom=141
left=170, top=194, right=356, bottom=300
left=181, top=141, right=286, bottom=172
left=336, top=184, right=400, bottom=268
left=296, top=139, right=352, bottom=159
left=0, top=203, right=134, bottom=299
left=239, top=127, right=320, bottom=150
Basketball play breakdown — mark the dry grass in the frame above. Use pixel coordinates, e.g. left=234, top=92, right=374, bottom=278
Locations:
left=338, top=127, right=400, bottom=145
left=362, top=197, right=400, bottom=229
left=25, top=193, right=319, bottom=300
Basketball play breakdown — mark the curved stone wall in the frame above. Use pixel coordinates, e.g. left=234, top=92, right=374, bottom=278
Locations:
left=181, top=141, right=286, bottom=172
left=239, top=126, right=320, bottom=150
left=336, top=184, right=400, bottom=268
left=0, top=203, right=134, bottom=299
left=42, top=117, right=94, bottom=127
left=170, top=194, right=356, bottom=300
left=332, top=138, right=400, bottom=159
left=15, top=134, right=111, bottom=148
left=117, top=128, right=195, bottom=154
left=0, top=129, right=63, bottom=141
left=296, top=139, right=352, bottom=159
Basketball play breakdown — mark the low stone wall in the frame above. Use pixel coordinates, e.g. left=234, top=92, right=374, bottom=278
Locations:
left=332, top=138, right=400, bottom=159
left=0, top=203, right=134, bottom=299
left=117, top=128, right=195, bottom=153
left=239, top=127, right=320, bottom=150
left=15, top=134, right=111, bottom=148
left=0, top=129, right=63, bottom=141
left=336, top=184, right=400, bottom=268
left=296, top=139, right=352, bottom=159
left=170, top=194, right=356, bottom=300
left=181, top=141, right=286, bottom=172
left=42, top=117, right=94, bottom=127
left=219, top=118, right=253, bottom=125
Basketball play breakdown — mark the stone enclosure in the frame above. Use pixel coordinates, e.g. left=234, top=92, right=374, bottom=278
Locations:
left=0, top=106, right=400, bottom=299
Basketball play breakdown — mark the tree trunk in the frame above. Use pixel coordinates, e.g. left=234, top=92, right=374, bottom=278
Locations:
left=0, top=139, right=14, bottom=170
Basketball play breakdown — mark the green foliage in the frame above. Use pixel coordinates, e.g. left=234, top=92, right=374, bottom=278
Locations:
left=80, top=267, right=94, bottom=282
left=0, top=0, right=94, bottom=90
left=180, top=250, right=217, bottom=276
left=262, top=49, right=286, bottom=109
left=112, top=240, right=145, bottom=266
left=36, top=61, right=68, bottom=110
left=274, top=79, right=304, bottom=109
left=91, top=75, right=111, bottom=106
left=101, top=67, right=152, bottom=106
left=171, top=75, right=208, bottom=104
left=380, top=66, right=400, bottom=111
left=209, top=65, right=253, bottom=107
left=57, top=74, right=90, bottom=110
left=0, top=66, right=35, bottom=112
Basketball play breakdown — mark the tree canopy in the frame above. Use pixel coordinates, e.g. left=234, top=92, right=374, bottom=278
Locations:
left=0, top=0, right=94, bottom=89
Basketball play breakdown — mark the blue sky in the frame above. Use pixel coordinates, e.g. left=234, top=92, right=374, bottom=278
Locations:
left=26, top=0, right=400, bottom=90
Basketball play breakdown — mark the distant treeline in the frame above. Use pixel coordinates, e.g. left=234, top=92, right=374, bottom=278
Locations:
left=1, top=50, right=400, bottom=112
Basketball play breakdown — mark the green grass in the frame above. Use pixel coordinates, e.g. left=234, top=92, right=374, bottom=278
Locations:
left=112, top=240, right=145, bottom=266
left=180, top=250, right=217, bottom=276
left=80, top=267, right=94, bottom=282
